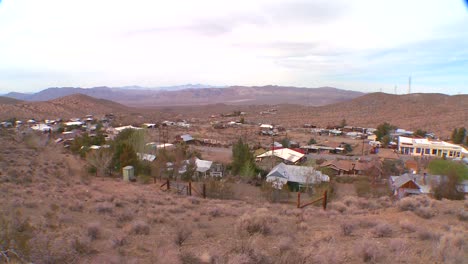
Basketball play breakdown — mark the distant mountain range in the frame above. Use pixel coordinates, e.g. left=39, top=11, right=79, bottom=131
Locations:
left=2, top=85, right=363, bottom=106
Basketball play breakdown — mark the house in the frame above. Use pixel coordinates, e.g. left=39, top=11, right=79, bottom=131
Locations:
left=260, top=124, right=273, bottom=130
left=31, top=123, right=52, bottom=132
left=195, top=158, right=223, bottom=178
left=266, top=163, right=329, bottom=191
left=320, top=160, right=381, bottom=175
left=137, top=153, right=156, bottom=162
left=143, top=123, right=157, bottom=128
left=179, top=134, right=194, bottom=143
left=301, top=144, right=336, bottom=154
left=389, top=174, right=423, bottom=199
left=389, top=173, right=444, bottom=199
left=398, top=136, right=467, bottom=159
left=111, top=125, right=143, bottom=135
left=256, top=148, right=305, bottom=164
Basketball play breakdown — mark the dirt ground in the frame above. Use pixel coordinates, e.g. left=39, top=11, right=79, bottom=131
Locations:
left=0, top=130, right=467, bottom=264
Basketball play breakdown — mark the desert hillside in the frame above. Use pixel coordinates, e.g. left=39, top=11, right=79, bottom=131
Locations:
left=0, top=94, right=134, bottom=120
left=1, top=92, right=467, bottom=138
left=0, top=96, right=22, bottom=105
left=0, top=131, right=466, bottom=263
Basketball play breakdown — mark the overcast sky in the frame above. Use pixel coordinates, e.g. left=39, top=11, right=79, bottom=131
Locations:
left=0, top=0, right=467, bottom=94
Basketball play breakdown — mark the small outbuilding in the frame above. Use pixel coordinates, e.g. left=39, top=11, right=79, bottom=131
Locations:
left=123, top=166, right=135, bottom=182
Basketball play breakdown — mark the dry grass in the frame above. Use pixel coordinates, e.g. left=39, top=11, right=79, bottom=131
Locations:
left=0, top=135, right=467, bottom=263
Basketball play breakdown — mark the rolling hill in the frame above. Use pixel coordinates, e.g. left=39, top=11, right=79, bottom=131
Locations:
left=0, top=94, right=133, bottom=120
left=0, top=96, right=22, bottom=105
left=254, top=93, right=468, bottom=138
left=3, top=85, right=364, bottom=106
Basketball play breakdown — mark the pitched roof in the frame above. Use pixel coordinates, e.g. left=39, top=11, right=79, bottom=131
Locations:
left=257, top=148, right=305, bottom=163
left=266, top=163, right=329, bottom=184
left=195, top=158, right=213, bottom=173
left=181, top=134, right=194, bottom=142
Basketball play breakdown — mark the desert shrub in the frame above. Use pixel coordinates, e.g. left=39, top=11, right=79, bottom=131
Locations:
left=117, top=210, right=134, bottom=224
left=372, top=223, right=393, bottom=238
left=389, top=238, right=406, bottom=253
left=110, top=234, right=127, bottom=248
left=130, top=220, right=150, bottom=235
left=330, top=201, right=347, bottom=213
left=174, top=227, right=192, bottom=247
left=236, top=209, right=278, bottom=236
left=69, top=201, right=84, bottom=212
left=358, top=219, right=378, bottom=229
left=95, top=202, right=113, bottom=214
left=354, top=179, right=371, bottom=197
left=417, top=230, right=440, bottom=241
left=399, top=220, right=417, bottom=232
left=356, top=240, right=382, bottom=263
left=414, top=207, right=435, bottom=219
left=168, top=207, right=185, bottom=214
left=341, top=221, right=357, bottom=236
left=260, top=181, right=290, bottom=203
left=457, top=210, right=468, bottom=221
left=179, top=251, right=201, bottom=264
left=87, top=222, right=101, bottom=240
left=188, top=197, right=200, bottom=205
left=438, top=233, right=466, bottom=263
left=228, top=240, right=271, bottom=264
left=207, top=207, right=222, bottom=218
left=335, top=176, right=357, bottom=183
left=204, top=179, right=235, bottom=200
left=29, top=233, right=78, bottom=264
left=71, top=236, right=93, bottom=255
left=377, top=196, right=392, bottom=208
left=397, top=196, right=420, bottom=211
left=0, top=211, right=34, bottom=261
left=277, top=237, right=293, bottom=253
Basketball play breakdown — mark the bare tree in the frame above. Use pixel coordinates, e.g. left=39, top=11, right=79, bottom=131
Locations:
left=86, top=148, right=113, bottom=176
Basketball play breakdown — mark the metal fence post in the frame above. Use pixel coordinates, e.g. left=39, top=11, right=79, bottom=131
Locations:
left=323, top=190, right=327, bottom=210
left=297, top=192, right=301, bottom=208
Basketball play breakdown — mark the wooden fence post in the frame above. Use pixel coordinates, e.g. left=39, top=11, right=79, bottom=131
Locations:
left=202, top=183, right=206, bottom=199
left=322, top=190, right=327, bottom=210
left=167, top=179, right=170, bottom=190
left=297, top=192, right=301, bottom=208
left=188, top=181, right=192, bottom=196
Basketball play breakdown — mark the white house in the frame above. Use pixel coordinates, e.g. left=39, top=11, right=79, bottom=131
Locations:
left=398, top=136, right=467, bottom=159
left=266, top=163, right=329, bottom=190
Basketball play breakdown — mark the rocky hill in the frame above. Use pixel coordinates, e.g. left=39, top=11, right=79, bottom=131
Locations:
left=3, top=85, right=364, bottom=106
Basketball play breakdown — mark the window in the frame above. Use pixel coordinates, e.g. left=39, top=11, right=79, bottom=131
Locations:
left=449, top=151, right=453, bottom=157
left=425, top=149, right=430, bottom=155
left=432, top=149, right=437, bottom=155
left=416, top=148, right=421, bottom=154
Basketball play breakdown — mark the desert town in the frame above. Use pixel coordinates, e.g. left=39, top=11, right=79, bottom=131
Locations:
left=1, top=0, right=468, bottom=263
left=0, top=104, right=467, bottom=263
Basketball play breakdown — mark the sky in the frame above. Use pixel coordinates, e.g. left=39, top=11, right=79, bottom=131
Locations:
left=0, top=0, right=467, bottom=94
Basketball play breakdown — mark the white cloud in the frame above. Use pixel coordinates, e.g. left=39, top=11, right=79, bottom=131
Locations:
left=0, top=0, right=467, bottom=94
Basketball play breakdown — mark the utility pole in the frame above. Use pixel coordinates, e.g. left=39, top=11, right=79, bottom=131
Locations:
left=408, top=76, right=411, bottom=94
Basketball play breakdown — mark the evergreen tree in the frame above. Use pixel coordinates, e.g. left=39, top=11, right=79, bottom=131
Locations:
left=374, top=122, right=396, bottom=141
left=413, top=129, right=427, bottom=138
left=451, top=128, right=459, bottom=143
left=456, top=127, right=466, bottom=144
left=231, top=138, right=256, bottom=177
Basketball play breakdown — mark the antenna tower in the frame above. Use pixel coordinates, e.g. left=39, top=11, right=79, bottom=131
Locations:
left=408, top=76, right=411, bottom=94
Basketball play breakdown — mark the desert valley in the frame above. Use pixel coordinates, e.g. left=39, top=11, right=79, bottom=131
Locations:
left=0, top=86, right=467, bottom=264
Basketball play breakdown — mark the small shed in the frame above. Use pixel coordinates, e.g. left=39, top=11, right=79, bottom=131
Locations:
left=123, top=166, right=135, bottom=182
